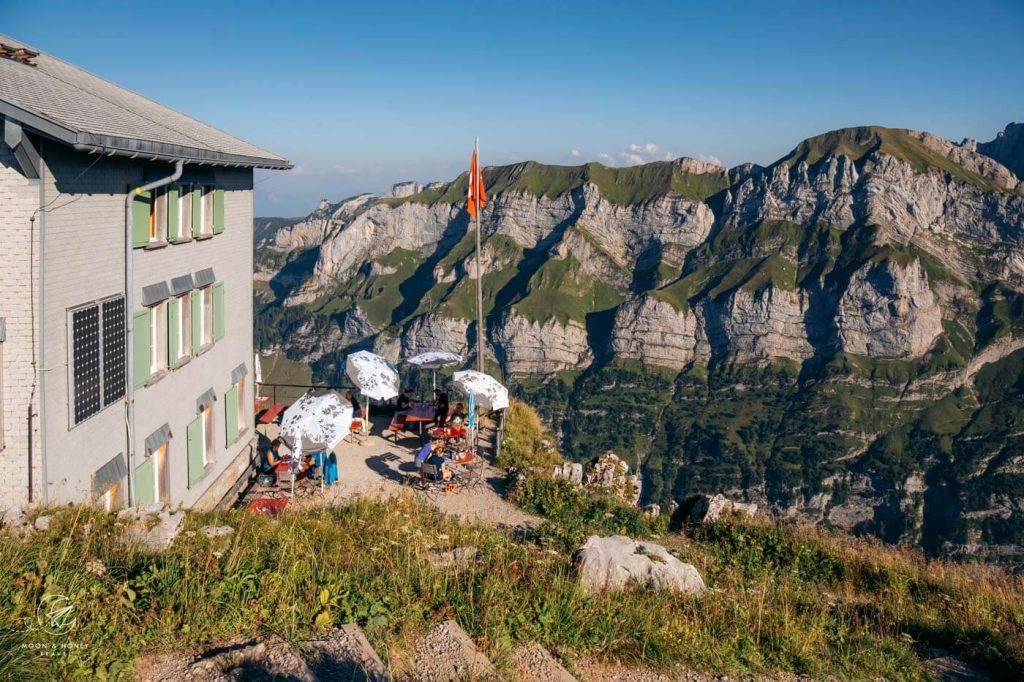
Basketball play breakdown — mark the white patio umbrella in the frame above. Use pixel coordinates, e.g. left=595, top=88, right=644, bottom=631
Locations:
left=405, top=351, right=463, bottom=390
left=279, top=390, right=353, bottom=497
left=451, top=370, right=510, bottom=411
left=279, top=390, right=353, bottom=457
left=345, top=350, right=400, bottom=400
left=345, top=350, right=400, bottom=432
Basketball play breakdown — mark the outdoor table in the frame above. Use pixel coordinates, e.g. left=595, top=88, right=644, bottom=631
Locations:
left=431, top=425, right=467, bottom=440
left=405, top=403, right=435, bottom=437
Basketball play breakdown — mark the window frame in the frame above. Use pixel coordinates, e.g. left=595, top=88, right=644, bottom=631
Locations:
left=0, top=336, right=4, bottom=451
left=200, top=286, right=213, bottom=348
left=149, top=187, right=168, bottom=245
left=178, top=184, right=193, bottom=242
left=235, top=376, right=246, bottom=440
left=200, top=185, right=214, bottom=237
left=68, top=294, right=127, bottom=427
left=201, top=405, right=214, bottom=467
left=148, top=300, right=168, bottom=377
left=175, top=292, right=192, bottom=364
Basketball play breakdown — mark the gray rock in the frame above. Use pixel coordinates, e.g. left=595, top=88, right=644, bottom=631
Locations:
left=33, top=515, right=52, bottom=531
left=120, top=508, right=184, bottom=552
left=574, top=535, right=706, bottom=595
left=689, top=494, right=758, bottom=523
left=552, top=462, right=584, bottom=485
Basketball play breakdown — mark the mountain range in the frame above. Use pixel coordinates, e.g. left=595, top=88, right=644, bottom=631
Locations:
left=254, top=122, right=1024, bottom=566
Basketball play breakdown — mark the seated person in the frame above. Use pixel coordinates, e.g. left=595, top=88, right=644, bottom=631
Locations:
left=396, top=387, right=414, bottom=413
left=346, top=390, right=361, bottom=414
left=448, top=402, right=466, bottom=426
left=425, top=446, right=453, bottom=482
left=258, top=438, right=284, bottom=474
left=432, top=388, right=450, bottom=427
left=415, top=439, right=435, bottom=467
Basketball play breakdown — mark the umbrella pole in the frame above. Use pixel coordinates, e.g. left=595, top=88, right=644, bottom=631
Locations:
left=432, top=369, right=436, bottom=391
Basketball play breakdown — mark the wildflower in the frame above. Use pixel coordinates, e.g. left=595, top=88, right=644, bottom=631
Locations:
left=85, top=560, right=106, bottom=577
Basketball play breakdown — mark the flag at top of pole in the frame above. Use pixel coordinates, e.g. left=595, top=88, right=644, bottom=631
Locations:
left=467, top=146, right=487, bottom=218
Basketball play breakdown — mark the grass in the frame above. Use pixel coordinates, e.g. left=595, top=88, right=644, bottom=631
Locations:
left=494, top=399, right=564, bottom=471
left=4, top=478, right=1023, bottom=680
left=513, top=255, right=624, bottom=325
left=505, top=470, right=1024, bottom=680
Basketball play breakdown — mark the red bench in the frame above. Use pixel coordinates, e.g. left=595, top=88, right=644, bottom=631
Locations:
left=258, top=403, right=286, bottom=425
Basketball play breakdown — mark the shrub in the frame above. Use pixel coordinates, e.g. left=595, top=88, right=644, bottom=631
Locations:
left=494, top=399, right=563, bottom=470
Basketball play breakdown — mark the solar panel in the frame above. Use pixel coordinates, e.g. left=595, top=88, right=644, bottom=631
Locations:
left=72, top=305, right=101, bottom=423
left=102, top=297, right=126, bottom=406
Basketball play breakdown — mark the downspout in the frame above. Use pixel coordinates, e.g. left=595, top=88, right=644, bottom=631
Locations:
left=36, top=142, right=46, bottom=504
left=124, top=161, right=183, bottom=506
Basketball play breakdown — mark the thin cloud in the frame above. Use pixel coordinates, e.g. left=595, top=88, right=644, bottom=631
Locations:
left=620, top=152, right=646, bottom=165
left=570, top=148, right=581, bottom=157
left=598, top=153, right=616, bottom=165
left=698, top=154, right=723, bottom=166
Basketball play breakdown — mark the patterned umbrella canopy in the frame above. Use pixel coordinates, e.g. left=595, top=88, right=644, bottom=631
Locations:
left=345, top=350, right=400, bottom=401
left=451, top=370, right=509, bottom=411
left=405, top=351, right=463, bottom=369
left=280, top=390, right=353, bottom=457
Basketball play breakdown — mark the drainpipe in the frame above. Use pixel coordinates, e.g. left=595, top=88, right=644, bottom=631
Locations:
left=124, top=161, right=183, bottom=506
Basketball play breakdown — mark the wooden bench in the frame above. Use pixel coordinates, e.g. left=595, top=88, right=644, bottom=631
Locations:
left=258, top=403, right=286, bottom=425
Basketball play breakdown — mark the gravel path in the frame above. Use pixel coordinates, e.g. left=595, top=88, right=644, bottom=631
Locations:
left=278, top=419, right=541, bottom=530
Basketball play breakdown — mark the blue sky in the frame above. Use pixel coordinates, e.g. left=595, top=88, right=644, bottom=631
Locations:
left=6, top=0, right=1023, bottom=216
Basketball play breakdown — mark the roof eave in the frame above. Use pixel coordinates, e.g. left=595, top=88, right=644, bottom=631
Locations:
left=0, top=99, right=292, bottom=170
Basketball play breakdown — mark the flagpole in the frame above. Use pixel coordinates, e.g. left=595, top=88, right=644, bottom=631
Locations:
left=474, top=135, right=485, bottom=373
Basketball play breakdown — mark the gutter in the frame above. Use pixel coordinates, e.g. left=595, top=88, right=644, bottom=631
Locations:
left=124, top=160, right=183, bottom=506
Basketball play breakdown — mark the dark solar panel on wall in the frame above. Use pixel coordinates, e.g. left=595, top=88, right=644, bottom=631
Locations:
left=102, top=297, right=126, bottom=406
left=72, top=305, right=101, bottom=424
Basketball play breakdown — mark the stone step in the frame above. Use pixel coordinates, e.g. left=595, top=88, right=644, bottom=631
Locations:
left=410, top=619, right=502, bottom=681
left=305, top=623, right=390, bottom=681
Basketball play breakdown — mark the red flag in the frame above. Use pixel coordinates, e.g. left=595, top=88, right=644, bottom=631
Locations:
left=467, top=148, right=487, bottom=218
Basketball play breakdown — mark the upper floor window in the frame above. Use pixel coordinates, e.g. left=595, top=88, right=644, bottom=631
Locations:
left=150, top=188, right=168, bottom=245
left=200, top=185, right=215, bottom=237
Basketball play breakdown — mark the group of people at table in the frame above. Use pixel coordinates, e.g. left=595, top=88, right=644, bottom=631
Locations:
left=256, top=385, right=475, bottom=487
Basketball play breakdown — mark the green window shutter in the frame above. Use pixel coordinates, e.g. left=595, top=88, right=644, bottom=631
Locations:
left=213, top=282, right=225, bottom=342
left=167, top=186, right=180, bottom=240
left=191, top=187, right=202, bottom=238
left=213, top=188, right=225, bottom=234
left=186, top=416, right=205, bottom=487
left=135, top=458, right=155, bottom=505
left=132, top=309, right=150, bottom=389
left=131, top=190, right=151, bottom=248
left=224, top=386, right=238, bottom=445
left=191, top=291, right=202, bottom=354
left=167, top=297, right=180, bottom=369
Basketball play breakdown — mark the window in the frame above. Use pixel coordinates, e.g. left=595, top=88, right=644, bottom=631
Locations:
left=149, top=188, right=167, bottom=244
left=201, top=186, right=214, bottom=237
left=200, top=286, right=213, bottom=347
left=173, top=293, right=191, bottom=365
left=102, top=483, right=122, bottom=512
left=178, top=184, right=193, bottom=241
left=149, top=301, right=167, bottom=375
left=202, top=405, right=214, bottom=466
left=70, top=296, right=126, bottom=425
left=135, top=443, right=170, bottom=505
left=236, top=376, right=246, bottom=438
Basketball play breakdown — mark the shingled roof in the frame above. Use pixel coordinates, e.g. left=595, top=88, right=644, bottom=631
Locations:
left=0, top=34, right=291, bottom=169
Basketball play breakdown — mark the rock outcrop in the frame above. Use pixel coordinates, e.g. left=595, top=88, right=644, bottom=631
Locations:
left=836, top=257, right=943, bottom=359
left=583, top=452, right=641, bottom=506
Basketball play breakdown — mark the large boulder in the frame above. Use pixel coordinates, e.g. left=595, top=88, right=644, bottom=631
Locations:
left=574, top=535, right=706, bottom=595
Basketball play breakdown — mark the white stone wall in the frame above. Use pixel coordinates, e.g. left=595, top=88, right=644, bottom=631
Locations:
left=0, top=142, right=41, bottom=507
left=35, top=140, right=255, bottom=507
